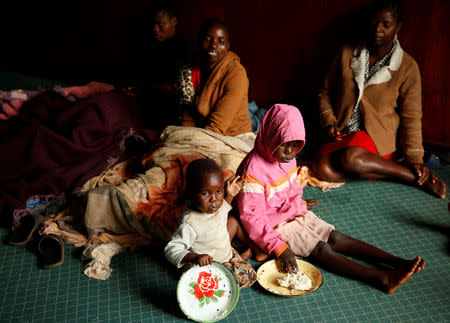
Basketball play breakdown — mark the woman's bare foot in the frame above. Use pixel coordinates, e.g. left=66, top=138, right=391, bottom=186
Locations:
left=414, top=258, right=426, bottom=273
left=240, top=248, right=252, bottom=261
left=383, top=256, right=421, bottom=294
left=420, top=177, right=447, bottom=199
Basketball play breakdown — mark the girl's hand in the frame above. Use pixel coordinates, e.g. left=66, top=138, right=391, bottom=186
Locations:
left=226, top=176, right=245, bottom=199
left=305, top=199, right=319, bottom=210
left=278, top=248, right=298, bottom=273
left=409, top=163, right=435, bottom=186
left=197, top=254, right=213, bottom=266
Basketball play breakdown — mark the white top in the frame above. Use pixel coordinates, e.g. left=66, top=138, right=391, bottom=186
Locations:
left=164, top=201, right=233, bottom=268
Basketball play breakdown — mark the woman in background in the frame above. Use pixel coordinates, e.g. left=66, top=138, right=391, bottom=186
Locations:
left=312, top=0, right=446, bottom=199
left=176, top=18, right=252, bottom=136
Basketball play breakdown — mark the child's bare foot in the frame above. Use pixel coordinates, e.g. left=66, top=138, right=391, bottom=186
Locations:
left=383, top=256, right=421, bottom=294
left=87, top=235, right=104, bottom=246
left=254, top=250, right=270, bottom=262
left=240, top=248, right=252, bottom=261
left=420, top=177, right=447, bottom=199
left=86, top=227, right=105, bottom=245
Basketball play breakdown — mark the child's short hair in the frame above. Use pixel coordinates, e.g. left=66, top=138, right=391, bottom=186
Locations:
left=185, top=158, right=222, bottom=195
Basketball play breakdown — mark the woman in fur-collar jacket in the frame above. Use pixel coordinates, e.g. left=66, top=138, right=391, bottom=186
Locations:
left=312, top=0, right=446, bottom=199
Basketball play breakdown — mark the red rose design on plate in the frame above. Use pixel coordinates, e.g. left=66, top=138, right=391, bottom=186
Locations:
left=188, top=271, right=225, bottom=307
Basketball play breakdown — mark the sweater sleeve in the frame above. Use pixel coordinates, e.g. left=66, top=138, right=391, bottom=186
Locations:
left=204, top=66, right=249, bottom=135
left=181, top=107, right=196, bottom=127
left=236, top=176, right=287, bottom=256
left=164, top=222, right=197, bottom=268
left=397, top=59, right=424, bottom=164
left=318, top=50, right=342, bottom=128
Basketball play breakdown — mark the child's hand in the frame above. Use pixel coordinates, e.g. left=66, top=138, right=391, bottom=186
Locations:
left=197, top=254, right=213, bottom=266
left=305, top=199, right=319, bottom=210
left=278, top=248, right=298, bottom=274
left=226, top=176, right=245, bottom=199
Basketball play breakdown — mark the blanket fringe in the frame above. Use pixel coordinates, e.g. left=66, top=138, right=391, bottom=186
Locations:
left=82, top=242, right=124, bottom=280
left=298, top=166, right=344, bottom=191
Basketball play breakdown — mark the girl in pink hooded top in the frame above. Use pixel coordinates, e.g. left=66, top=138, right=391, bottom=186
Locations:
left=236, top=104, right=425, bottom=293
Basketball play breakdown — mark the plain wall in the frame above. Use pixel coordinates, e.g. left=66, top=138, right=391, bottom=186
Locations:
left=1, top=0, right=449, bottom=147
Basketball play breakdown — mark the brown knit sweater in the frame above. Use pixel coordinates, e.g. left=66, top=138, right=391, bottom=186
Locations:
left=182, top=51, right=252, bottom=136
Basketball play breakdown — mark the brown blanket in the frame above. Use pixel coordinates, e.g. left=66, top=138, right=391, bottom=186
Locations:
left=0, top=90, right=157, bottom=229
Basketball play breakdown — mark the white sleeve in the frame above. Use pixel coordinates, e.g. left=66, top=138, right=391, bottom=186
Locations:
left=164, top=223, right=197, bottom=268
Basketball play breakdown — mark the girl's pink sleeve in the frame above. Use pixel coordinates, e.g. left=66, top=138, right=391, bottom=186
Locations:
left=236, top=188, right=286, bottom=256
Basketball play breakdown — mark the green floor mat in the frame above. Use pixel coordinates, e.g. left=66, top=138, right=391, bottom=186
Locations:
left=1, top=169, right=449, bottom=322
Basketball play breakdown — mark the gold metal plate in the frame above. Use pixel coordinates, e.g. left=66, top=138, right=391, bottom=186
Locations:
left=257, top=259, right=322, bottom=297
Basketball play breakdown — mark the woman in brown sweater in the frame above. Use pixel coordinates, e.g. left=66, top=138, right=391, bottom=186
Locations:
left=176, top=18, right=252, bottom=136
left=312, top=0, right=446, bottom=199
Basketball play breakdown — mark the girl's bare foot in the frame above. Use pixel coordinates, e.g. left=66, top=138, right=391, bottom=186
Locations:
left=420, top=177, right=447, bottom=199
left=254, top=250, right=270, bottom=262
left=240, top=248, right=252, bottom=261
left=399, top=257, right=426, bottom=273
left=383, top=256, right=421, bottom=294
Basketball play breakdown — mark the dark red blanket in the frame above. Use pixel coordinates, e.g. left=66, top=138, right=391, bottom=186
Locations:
left=0, top=91, right=158, bottom=228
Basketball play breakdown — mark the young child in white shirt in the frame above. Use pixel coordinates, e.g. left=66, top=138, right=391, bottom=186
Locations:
left=164, top=158, right=259, bottom=287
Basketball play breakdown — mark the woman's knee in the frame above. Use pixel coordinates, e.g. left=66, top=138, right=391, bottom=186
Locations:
left=340, top=146, right=367, bottom=172
left=313, top=154, right=341, bottom=181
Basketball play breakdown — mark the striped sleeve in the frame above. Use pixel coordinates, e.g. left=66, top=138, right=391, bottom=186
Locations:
left=237, top=174, right=287, bottom=255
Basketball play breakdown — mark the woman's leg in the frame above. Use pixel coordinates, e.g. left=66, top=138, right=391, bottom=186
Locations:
left=313, top=146, right=446, bottom=198
left=327, top=231, right=425, bottom=272
left=309, top=239, right=421, bottom=293
left=227, top=216, right=269, bottom=262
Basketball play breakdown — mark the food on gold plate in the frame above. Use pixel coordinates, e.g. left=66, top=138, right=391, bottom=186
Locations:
left=277, top=272, right=312, bottom=292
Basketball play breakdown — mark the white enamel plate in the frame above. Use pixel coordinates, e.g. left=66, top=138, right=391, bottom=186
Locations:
left=177, top=262, right=240, bottom=322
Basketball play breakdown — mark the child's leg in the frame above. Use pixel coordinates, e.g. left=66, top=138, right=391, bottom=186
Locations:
left=227, top=215, right=269, bottom=262
left=308, top=233, right=423, bottom=293
left=328, top=231, right=425, bottom=272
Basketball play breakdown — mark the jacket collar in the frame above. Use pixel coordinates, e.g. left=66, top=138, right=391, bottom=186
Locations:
left=350, top=37, right=403, bottom=107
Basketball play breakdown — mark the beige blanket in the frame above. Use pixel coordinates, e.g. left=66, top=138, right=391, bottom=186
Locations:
left=42, top=126, right=255, bottom=248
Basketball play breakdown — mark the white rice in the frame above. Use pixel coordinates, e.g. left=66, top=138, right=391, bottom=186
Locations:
left=277, top=272, right=312, bottom=291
